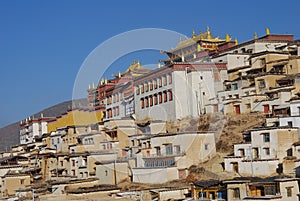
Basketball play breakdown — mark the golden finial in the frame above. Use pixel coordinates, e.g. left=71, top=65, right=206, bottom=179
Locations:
left=118, top=71, right=121, bottom=78
left=206, top=26, right=212, bottom=39
left=179, top=36, right=183, bottom=42
left=207, top=26, right=210, bottom=34
left=254, top=32, right=258, bottom=39
left=266, top=27, right=270, bottom=35
left=192, top=29, right=196, bottom=38
left=235, top=38, right=238, bottom=45
left=225, top=33, right=231, bottom=42
left=199, top=31, right=203, bottom=39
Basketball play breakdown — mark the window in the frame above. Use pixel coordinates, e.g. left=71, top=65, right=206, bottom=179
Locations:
left=159, top=92, right=162, bottom=104
left=113, top=107, right=116, bottom=116
left=141, top=98, right=144, bottom=109
left=154, top=94, right=158, bottom=105
left=225, top=85, right=231, bottom=91
left=286, top=187, right=293, bottom=197
left=168, top=74, right=172, bottom=84
left=288, top=121, right=293, bottom=127
left=141, top=85, right=144, bottom=93
left=72, top=160, right=75, bottom=167
left=149, top=96, right=153, bottom=107
left=163, top=75, right=167, bottom=86
left=263, top=133, right=270, bottom=142
left=232, top=188, right=240, bottom=199
left=168, top=90, right=173, bottom=101
left=264, top=148, right=270, bottom=155
left=145, top=83, right=149, bottom=92
left=264, top=184, right=276, bottom=195
left=116, top=106, right=119, bottom=116
left=145, top=97, right=149, bottom=107
left=163, top=91, right=168, bottom=102
left=20, top=179, right=25, bottom=185
left=150, top=82, right=153, bottom=91
left=239, top=149, right=245, bottom=156
left=232, top=84, right=238, bottom=90
left=174, top=145, right=181, bottom=154
left=155, top=147, right=161, bottom=156
left=204, top=144, right=209, bottom=150
left=159, top=78, right=162, bottom=87
left=154, top=80, right=157, bottom=89
left=166, top=144, right=173, bottom=155
left=258, top=80, right=266, bottom=89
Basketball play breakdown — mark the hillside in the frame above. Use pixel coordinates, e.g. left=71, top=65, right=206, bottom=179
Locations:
left=0, top=99, right=87, bottom=151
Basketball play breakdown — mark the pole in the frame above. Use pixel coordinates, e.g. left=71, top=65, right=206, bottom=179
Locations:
left=55, top=145, right=58, bottom=179
left=249, top=146, right=254, bottom=177
left=195, top=91, right=200, bottom=116
left=199, top=82, right=202, bottom=115
left=113, top=150, right=117, bottom=185
left=185, top=67, right=190, bottom=116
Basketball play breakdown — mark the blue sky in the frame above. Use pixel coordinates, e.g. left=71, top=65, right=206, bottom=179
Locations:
left=0, top=0, right=300, bottom=127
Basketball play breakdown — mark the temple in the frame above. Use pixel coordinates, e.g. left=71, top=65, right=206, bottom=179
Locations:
left=161, top=27, right=234, bottom=64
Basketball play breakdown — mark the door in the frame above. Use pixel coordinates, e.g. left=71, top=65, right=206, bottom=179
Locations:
left=264, top=104, right=269, bottom=114
left=232, top=162, right=238, bottom=173
left=235, top=105, right=241, bottom=114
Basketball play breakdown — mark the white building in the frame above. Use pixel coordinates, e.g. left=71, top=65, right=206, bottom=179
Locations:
left=224, top=177, right=300, bottom=201
left=224, top=127, right=299, bottom=177
left=134, top=63, right=228, bottom=121
left=280, top=98, right=300, bottom=128
left=131, top=131, right=216, bottom=183
left=19, top=115, right=54, bottom=145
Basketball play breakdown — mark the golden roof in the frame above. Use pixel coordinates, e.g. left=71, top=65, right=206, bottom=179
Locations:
left=112, top=61, right=151, bottom=78
left=170, top=27, right=226, bottom=52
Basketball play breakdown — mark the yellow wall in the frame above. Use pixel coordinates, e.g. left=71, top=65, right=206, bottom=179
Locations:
left=48, top=109, right=103, bottom=133
left=3, top=175, right=30, bottom=196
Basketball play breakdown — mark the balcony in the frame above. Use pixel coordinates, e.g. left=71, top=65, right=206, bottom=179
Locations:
left=142, top=151, right=185, bottom=159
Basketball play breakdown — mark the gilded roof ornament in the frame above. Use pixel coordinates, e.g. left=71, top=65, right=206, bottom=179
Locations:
left=225, top=33, right=231, bottom=42
left=235, top=38, right=238, bottom=45
left=266, top=27, right=270, bottom=35
left=206, top=26, right=212, bottom=39
left=254, top=32, right=258, bottom=39
left=192, top=29, right=196, bottom=38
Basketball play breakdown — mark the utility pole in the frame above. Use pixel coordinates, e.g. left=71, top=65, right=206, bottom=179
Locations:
left=195, top=91, right=200, bottom=116
left=185, top=67, right=190, bottom=116
left=249, top=146, right=254, bottom=177
left=55, top=145, right=58, bottom=179
left=113, top=150, right=117, bottom=186
left=199, top=82, right=202, bottom=115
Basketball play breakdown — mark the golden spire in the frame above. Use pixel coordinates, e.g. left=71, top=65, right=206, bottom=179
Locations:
left=118, top=71, right=121, bottom=78
left=235, top=38, right=238, bottom=45
left=206, top=26, right=212, bottom=39
left=192, top=29, right=196, bottom=38
left=254, top=32, right=258, bottom=39
left=225, top=33, right=231, bottom=42
left=266, top=27, right=270, bottom=35
left=199, top=31, right=203, bottom=39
